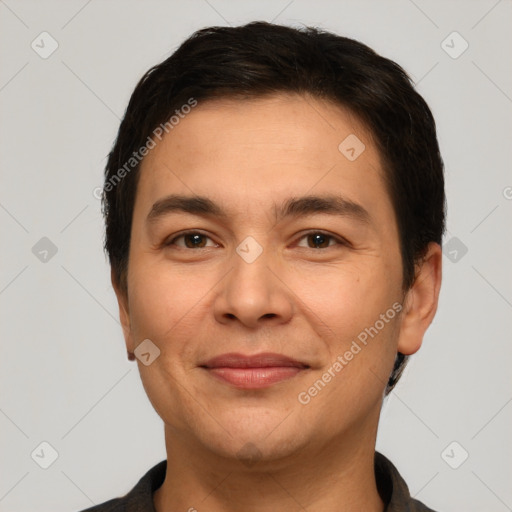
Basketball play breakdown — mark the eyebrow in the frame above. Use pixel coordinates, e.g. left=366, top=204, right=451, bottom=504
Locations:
left=146, top=194, right=371, bottom=225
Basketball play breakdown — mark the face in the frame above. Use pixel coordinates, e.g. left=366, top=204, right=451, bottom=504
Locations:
left=114, top=93, right=440, bottom=465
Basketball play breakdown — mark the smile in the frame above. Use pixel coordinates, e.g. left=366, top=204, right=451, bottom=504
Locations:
left=199, top=351, right=309, bottom=389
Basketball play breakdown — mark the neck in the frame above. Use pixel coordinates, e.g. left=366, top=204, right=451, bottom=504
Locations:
left=154, top=417, right=385, bottom=512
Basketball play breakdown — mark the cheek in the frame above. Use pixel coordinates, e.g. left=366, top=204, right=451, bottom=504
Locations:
left=127, top=261, right=195, bottom=339
left=295, top=261, right=396, bottom=326
left=126, top=259, right=220, bottom=366
left=292, top=261, right=401, bottom=377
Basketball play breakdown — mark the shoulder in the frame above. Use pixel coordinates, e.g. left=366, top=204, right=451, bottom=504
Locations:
left=375, top=452, right=438, bottom=512
left=78, top=496, right=125, bottom=512
left=76, top=460, right=167, bottom=512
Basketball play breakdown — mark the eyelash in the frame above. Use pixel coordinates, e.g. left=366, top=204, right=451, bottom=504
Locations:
left=165, top=230, right=349, bottom=250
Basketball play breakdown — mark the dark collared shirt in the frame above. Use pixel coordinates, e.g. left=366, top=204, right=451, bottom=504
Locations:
left=78, top=452, right=437, bottom=511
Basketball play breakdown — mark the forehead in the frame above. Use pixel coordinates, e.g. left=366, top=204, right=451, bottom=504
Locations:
left=147, top=93, right=375, bottom=167
left=136, top=93, right=391, bottom=223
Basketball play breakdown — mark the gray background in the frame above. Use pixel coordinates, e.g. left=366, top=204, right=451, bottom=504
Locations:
left=1, top=0, right=511, bottom=510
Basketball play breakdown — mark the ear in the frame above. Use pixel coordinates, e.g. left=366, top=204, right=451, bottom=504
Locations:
left=397, top=242, right=442, bottom=355
left=111, top=268, right=135, bottom=359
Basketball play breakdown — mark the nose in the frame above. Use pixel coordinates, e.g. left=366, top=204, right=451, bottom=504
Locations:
left=213, top=242, right=294, bottom=329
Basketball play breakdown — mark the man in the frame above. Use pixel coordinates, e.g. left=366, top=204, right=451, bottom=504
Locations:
left=84, top=21, right=444, bottom=511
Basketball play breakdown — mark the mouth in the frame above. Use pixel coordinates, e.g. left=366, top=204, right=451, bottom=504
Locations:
left=199, top=352, right=310, bottom=390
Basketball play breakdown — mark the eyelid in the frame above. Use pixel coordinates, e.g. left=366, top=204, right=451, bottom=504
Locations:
left=164, top=229, right=350, bottom=249
left=165, top=230, right=219, bottom=248
left=294, top=230, right=350, bottom=248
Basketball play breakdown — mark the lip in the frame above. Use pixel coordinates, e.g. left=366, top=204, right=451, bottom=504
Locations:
left=201, top=352, right=308, bottom=369
left=200, top=352, right=309, bottom=390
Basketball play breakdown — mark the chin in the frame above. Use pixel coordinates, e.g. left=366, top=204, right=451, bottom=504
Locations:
left=206, top=433, right=305, bottom=468
left=199, top=414, right=310, bottom=461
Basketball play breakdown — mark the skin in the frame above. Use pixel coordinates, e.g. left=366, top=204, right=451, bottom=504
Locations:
left=112, top=93, right=442, bottom=512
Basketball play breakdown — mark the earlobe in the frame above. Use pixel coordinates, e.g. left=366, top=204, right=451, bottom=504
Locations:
left=111, top=269, right=135, bottom=358
left=397, top=243, right=442, bottom=355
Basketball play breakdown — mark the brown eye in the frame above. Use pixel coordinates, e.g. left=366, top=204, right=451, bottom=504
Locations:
left=297, top=231, right=342, bottom=249
left=307, top=233, right=331, bottom=248
left=167, top=232, right=216, bottom=249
